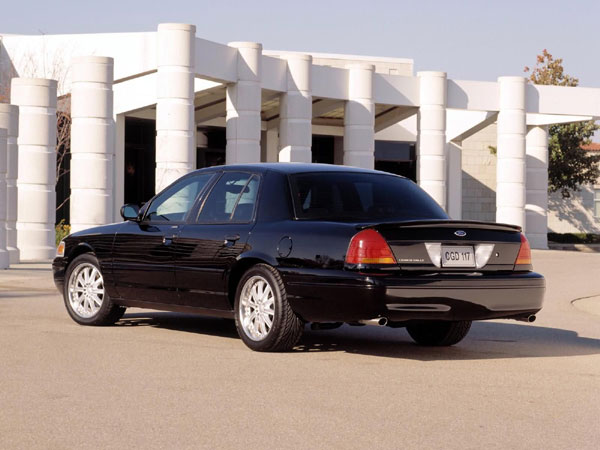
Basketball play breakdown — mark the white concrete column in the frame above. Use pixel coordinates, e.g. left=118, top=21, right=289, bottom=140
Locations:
left=447, top=142, right=462, bottom=219
left=0, top=104, right=19, bottom=263
left=279, top=54, right=312, bottom=162
left=156, top=23, right=196, bottom=192
left=417, top=71, right=447, bottom=210
left=344, top=64, right=375, bottom=169
left=526, top=125, right=549, bottom=249
left=70, top=56, right=115, bottom=233
left=11, top=78, right=57, bottom=261
left=265, top=128, right=279, bottom=162
left=226, top=42, right=262, bottom=164
left=496, top=76, right=527, bottom=228
left=0, top=129, right=8, bottom=268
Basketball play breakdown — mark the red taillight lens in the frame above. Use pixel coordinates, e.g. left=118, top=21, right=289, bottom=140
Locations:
left=515, top=233, right=532, bottom=265
left=346, top=229, right=397, bottom=265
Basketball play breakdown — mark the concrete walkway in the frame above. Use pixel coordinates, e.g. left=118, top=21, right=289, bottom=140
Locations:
left=0, top=250, right=599, bottom=449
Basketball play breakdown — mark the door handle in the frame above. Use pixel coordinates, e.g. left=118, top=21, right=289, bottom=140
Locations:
left=224, top=234, right=240, bottom=246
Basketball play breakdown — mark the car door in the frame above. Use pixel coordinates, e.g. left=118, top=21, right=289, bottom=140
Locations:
left=174, top=171, right=261, bottom=310
left=112, top=173, right=215, bottom=303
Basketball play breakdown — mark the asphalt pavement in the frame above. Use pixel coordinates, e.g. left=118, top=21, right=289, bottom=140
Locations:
left=0, top=250, right=599, bottom=450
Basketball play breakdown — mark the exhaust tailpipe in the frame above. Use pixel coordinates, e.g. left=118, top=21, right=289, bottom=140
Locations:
left=358, top=317, right=388, bottom=327
left=514, top=315, right=536, bottom=323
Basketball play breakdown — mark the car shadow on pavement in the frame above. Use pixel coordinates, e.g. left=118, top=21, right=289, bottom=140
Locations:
left=296, top=321, right=600, bottom=361
left=118, top=312, right=239, bottom=340
left=118, top=312, right=600, bottom=360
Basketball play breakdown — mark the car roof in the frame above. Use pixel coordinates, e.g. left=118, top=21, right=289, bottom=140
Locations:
left=191, top=162, right=401, bottom=176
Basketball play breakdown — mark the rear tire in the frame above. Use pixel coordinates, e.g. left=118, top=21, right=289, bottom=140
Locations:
left=63, top=253, right=126, bottom=326
left=406, top=320, right=472, bottom=346
left=234, top=264, right=304, bottom=352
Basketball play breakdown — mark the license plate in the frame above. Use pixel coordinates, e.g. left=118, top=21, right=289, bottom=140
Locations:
left=441, top=246, right=475, bottom=267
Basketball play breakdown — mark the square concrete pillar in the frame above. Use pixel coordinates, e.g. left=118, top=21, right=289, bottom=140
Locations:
left=0, top=128, right=9, bottom=268
left=526, top=125, right=549, bottom=248
left=0, top=104, right=19, bottom=263
left=447, top=142, right=462, bottom=219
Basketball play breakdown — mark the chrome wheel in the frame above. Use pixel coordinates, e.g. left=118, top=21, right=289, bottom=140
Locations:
left=67, top=263, right=104, bottom=319
left=239, top=275, right=275, bottom=341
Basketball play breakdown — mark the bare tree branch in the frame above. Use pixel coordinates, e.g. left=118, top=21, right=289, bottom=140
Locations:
left=1, top=41, right=73, bottom=212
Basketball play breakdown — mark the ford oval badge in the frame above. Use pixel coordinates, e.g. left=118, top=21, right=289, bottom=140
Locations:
left=454, top=230, right=467, bottom=237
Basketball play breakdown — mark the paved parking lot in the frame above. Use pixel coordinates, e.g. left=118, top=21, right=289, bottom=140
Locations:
left=1, top=250, right=599, bottom=449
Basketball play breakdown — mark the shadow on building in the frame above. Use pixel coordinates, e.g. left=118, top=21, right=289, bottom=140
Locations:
left=461, top=171, right=496, bottom=222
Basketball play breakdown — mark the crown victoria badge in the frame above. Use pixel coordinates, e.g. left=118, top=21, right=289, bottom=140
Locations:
left=454, top=230, right=467, bottom=237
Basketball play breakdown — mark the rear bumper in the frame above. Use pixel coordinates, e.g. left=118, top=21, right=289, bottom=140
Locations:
left=281, top=269, right=545, bottom=322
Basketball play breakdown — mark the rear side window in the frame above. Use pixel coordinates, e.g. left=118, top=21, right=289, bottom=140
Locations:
left=289, top=172, right=448, bottom=222
left=197, top=172, right=259, bottom=223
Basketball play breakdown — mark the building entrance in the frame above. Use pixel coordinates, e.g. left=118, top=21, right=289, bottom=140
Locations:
left=374, top=141, right=416, bottom=181
left=124, top=118, right=156, bottom=206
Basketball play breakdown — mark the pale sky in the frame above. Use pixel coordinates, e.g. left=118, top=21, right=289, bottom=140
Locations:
left=1, top=0, right=599, bottom=87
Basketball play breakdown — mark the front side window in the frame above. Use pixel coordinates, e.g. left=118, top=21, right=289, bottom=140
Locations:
left=145, top=173, right=214, bottom=222
left=289, top=172, right=448, bottom=222
left=197, top=172, right=260, bottom=223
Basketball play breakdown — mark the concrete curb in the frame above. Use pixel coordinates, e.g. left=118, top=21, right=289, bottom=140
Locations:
left=548, top=243, right=600, bottom=253
left=572, top=295, right=600, bottom=317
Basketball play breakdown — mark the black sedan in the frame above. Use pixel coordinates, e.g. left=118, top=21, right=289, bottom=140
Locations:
left=53, top=163, right=545, bottom=351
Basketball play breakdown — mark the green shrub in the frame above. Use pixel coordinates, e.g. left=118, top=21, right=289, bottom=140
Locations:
left=55, top=220, right=71, bottom=246
left=547, top=233, right=600, bottom=244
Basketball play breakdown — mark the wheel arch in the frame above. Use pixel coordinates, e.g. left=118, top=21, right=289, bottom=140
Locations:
left=66, top=242, right=96, bottom=268
left=226, top=253, right=278, bottom=308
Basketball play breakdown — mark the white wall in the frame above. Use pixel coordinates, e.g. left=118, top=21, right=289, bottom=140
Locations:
left=547, top=185, right=600, bottom=234
left=264, top=51, right=413, bottom=77
left=461, top=123, right=498, bottom=222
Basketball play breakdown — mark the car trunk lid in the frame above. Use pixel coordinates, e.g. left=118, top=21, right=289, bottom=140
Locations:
left=359, top=220, right=522, bottom=272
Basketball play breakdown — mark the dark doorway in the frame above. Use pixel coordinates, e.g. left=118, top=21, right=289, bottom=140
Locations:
left=124, top=118, right=156, bottom=205
left=312, top=135, right=334, bottom=164
left=197, top=128, right=226, bottom=168
left=375, top=141, right=416, bottom=181
left=55, top=142, right=70, bottom=225
left=55, top=103, right=71, bottom=225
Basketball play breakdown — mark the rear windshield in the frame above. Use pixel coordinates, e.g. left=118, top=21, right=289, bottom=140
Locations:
left=289, top=172, right=448, bottom=222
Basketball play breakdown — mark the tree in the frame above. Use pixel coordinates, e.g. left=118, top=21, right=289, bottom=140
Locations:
left=524, top=50, right=600, bottom=198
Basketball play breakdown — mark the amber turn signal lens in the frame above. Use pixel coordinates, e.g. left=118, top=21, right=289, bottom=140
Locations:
left=515, top=233, right=532, bottom=265
left=346, top=229, right=397, bottom=265
left=56, top=241, right=65, bottom=257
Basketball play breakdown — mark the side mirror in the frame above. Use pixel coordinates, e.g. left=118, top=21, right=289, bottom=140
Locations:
left=120, top=204, right=140, bottom=221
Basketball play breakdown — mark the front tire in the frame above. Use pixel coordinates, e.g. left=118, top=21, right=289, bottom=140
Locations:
left=406, top=320, right=472, bottom=346
left=234, top=264, right=304, bottom=352
left=63, top=253, right=126, bottom=326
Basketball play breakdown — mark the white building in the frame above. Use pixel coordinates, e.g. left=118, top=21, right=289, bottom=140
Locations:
left=1, top=23, right=600, bottom=265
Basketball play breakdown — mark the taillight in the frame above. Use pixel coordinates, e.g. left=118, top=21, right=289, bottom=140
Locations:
left=515, top=233, right=532, bottom=265
left=346, top=229, right=397, bottom=265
